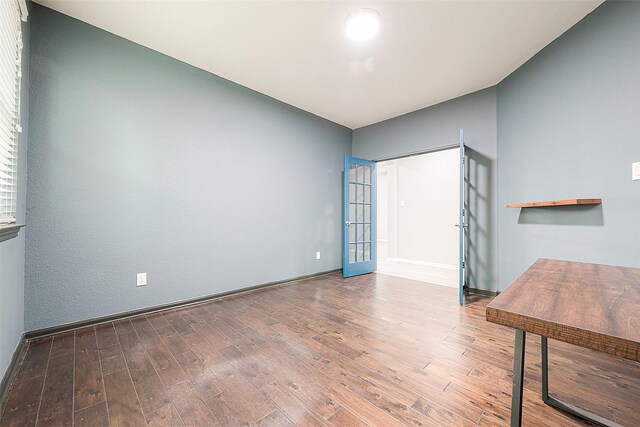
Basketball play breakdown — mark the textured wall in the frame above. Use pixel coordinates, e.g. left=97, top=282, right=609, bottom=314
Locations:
left=1, top=10, right=29, bottom=380
left=353, top=88, right=498, bottom=291
left=497, top=1, right=640, bottom=289
left=26, top=5, right=351, bottom=330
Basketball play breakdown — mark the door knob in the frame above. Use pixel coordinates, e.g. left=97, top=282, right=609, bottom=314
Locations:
left=345, top=221, right=351, bottom=226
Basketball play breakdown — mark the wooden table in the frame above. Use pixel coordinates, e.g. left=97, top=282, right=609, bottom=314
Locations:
left=486, top=258, right=640, bottom=427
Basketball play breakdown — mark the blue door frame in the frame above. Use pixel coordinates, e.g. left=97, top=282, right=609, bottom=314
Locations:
left=343, top=156, right=377, bottom=277
left=458, top=129, right=466, bottom=304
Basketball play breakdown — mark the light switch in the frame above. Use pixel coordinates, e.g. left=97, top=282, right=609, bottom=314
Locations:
left=633, top=162, right=640, bottom=181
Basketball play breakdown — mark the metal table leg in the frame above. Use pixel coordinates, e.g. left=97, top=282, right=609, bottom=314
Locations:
left=541, top=336, right=623, bottom=427
left=511, top=330, right=526, bottom=427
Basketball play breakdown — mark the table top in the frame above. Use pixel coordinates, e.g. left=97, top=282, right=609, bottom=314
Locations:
left=486, top=258, right=640, bottom=362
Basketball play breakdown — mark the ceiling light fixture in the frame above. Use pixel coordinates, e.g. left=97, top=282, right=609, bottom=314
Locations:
left=345, top=9, right=380, bottom=41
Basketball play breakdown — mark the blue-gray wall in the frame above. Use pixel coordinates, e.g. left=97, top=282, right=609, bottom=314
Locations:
left=25, top=5, right=351, bottom=330
left=497, top=1, right=640, bottom=289
left=353, top=88, right=498, bottom=291
left=0, top=10, right=29, bottom=381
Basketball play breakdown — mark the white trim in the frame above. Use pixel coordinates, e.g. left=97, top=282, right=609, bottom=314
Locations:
left=18, top=0, right=28, bottom=21
left=0, top=216, right=17, bottom=225
left=384, top=258, right=457, bottom=270
left=376, top=258, right=459, bottom=288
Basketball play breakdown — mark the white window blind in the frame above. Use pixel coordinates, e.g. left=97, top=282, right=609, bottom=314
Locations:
left=0, top=0, right=24, bottom=224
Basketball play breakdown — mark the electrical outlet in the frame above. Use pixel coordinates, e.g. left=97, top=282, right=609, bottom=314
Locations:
left=633, top=162, right=640, bottom=181
left=316, top=251, right=321, bottom=260
left=136, top=272, right=147, bottom=287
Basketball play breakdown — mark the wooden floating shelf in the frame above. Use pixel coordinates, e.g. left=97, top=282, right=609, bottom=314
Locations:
left=506, top=198, right=602, bottom=208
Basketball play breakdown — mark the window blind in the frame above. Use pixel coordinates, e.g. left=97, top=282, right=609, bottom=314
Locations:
left=0, top=0, right=23, bottom=224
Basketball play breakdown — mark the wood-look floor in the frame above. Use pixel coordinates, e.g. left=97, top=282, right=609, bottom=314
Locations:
left=1, top=272, right=639, bottom=426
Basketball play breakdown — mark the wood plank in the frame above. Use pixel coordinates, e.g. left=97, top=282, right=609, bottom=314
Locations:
left=131, top=316, right=164, bottom=349
left=74, top=361, right=105, bottom=411
left=257, top=409, right=295, bottom=427
left=168, top=317, right=196, bottom=337
left=146, top=344, right=187, bottom=387
left=0, top=375, right=45, bottom=426
left=505, top=198, right=602, bottom=208
left=411, top=397, right=477, bottom=427
left=441, top=382, right=508, bottom=422
left=167, top=382, right=220, bottom=426
left=95, top=323, right=120, bottom=349
left=327, top=408, right=367, bottom=427
left=49, top=333, right=75, bottom=358
left=145, top=403, right=184, bottom=426
left=191, top=369, right=222, bottom=399
left=191, top=322, right=232, bottom=349
left=179, top=306, right=207, bottom=326
left=147, top=313, right=171, bottom=331
left=232, top=338, right=340, bottom=419
left=208, top=318, right=246, bottom=344
left=75, top=328, right=100, bottom=366
left=312, top=334, right=363, bottom=359
left=37, top=353, right=74, bottom=426
left=184, top=338, right=227, bottom=370
left=206, top=392, right=253, bottom=426
left=173, top=350, right=206, bottom=378
left=219, top=344, right=277, bottom=389
left=113, top=319, right=136, bottom=337
left=14, top=337, right=52, bottom=382
left=158, top=328, right=190, bottom=357
left=74, top=401, right=109, bottom=426
left=103, top=369, right=146, bottom=426
left=121, top=347, right=171, bottom=414
left=99, top=344, right=127, bottom=375
left=323, top=382, right=401, bottom=427
left=260, top=381, right=326, bottom=427
left=320, top=360, right=418, bottom=406
left=208, top=360, right=275, bottom=422
left=320, top=363, right=431, bottom=426
left=117, top=332, right=145, bottom=354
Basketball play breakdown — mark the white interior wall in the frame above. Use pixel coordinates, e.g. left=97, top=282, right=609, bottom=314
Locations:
left=377, top=171, right=389, bottom=242
left=377, top=148, right=460, bottom=286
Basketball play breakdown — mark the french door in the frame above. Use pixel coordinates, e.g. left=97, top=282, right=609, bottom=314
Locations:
left=342, top=156, right=376, bottom=277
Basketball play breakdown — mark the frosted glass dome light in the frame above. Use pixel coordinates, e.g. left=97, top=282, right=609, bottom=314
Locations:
left=345, top=9, right=381, bottom=41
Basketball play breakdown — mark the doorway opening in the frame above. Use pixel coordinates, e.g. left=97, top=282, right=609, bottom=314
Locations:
left=376, top=147, right=460, bottom=287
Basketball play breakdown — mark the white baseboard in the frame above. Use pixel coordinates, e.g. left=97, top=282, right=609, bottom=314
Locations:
left=377, top=258, right=459, bottom=287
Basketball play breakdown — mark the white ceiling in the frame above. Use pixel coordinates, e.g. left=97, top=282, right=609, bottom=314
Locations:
left=36, top=0, right=602, bottom=129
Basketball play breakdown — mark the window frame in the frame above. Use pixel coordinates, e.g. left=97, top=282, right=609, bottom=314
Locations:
left=0, top=0, right=27, bottom=242
left=0, top=0, right=27, bottom=228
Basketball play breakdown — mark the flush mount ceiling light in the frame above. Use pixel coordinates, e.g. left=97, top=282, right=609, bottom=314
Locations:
left=345, top=9, right=381, bottom=41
